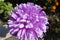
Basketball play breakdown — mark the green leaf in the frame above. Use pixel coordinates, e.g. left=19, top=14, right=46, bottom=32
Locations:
left=0, top=0, right=4, bottom=1
left=0, top=1, right=13, bottom=16
left=0, top=9, right=4, bottom=14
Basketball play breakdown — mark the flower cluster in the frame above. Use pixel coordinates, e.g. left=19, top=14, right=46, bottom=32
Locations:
left=8, top=2, right=48, bottom=40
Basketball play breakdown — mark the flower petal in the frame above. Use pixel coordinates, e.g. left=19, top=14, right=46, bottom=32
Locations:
left=35, top=27, right=43, bottom=38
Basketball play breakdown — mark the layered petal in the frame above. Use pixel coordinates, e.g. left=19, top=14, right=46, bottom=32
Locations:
left=8, top=2, right=48, bottom=40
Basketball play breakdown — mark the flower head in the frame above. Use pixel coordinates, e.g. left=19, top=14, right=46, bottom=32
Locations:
left=8, top=2, right=49, bottom=40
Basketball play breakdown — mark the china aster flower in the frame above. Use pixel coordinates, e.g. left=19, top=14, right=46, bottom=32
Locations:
left=8, top=2, right=49, bottom=40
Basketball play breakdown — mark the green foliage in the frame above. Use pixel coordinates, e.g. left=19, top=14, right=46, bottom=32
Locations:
left=0, top=1, right=13, bottom=15
left=0, top=0, right=4, bottom=1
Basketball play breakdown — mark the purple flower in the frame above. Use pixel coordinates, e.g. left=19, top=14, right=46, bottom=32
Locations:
left=8, top=2, right=49, bottom=40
